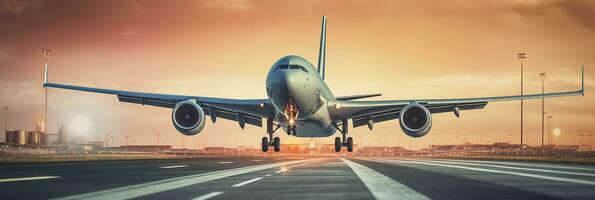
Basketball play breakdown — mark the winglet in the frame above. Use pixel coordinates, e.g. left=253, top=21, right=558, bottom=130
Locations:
left=43, top=63, right=48, bottom=87
left=581, top=65, right=585, bottom=96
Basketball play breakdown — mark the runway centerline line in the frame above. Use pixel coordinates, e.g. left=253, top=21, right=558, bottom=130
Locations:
left=52, top=159, right=314, bottom=200
left=218, top=161, right=235, bottom=164
left=0, top=176, right=60, bottom=183
left=372, top=158, right=595, bottom=186
left=341, top=158, right=430, bottom=200
left=191, top=191, right=223, bottom=200
left=231, top=177, right=263, bottom=187
left=159, top=165, right=188, bottom=169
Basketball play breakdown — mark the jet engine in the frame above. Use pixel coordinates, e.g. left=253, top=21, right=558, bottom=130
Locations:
left=399, top=103, right=432, bottom=138
left=172, top=100, right=206, bottom=136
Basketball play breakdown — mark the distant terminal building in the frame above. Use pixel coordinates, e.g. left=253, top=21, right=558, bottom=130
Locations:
left=104, top=145, right=173, bottom=152
left=5, top=130, right=47, bottom=146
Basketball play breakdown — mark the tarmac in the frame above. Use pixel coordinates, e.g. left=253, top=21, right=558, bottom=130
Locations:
left=0, top=156, right=594, bottom=199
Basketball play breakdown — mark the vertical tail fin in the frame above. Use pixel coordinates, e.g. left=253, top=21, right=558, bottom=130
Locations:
left=581, top=65, right=585, bottom=96
left=317, top=16, right=327, bottom=80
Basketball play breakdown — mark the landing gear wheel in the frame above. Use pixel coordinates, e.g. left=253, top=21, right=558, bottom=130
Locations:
left=334, top=137, right=341, bottom=152
left=346, top=137, right=353, bottom=152
left=273, top=137, right=280, bottom=152
left=261, top=137, right=269, bottom=152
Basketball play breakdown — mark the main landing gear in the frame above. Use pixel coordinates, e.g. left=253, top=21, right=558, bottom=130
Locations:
left=332, top=119, right=353, bottom=152
left=262, top=118, right=281, bottom=152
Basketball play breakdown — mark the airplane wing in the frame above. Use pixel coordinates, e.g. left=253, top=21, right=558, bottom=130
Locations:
left=42, top=66, right=275, bottom=128
left=329, top=66, right=585, bottom=128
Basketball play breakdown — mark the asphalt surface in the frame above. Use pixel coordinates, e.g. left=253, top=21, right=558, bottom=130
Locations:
left=0, top=157, right=594, bottom=200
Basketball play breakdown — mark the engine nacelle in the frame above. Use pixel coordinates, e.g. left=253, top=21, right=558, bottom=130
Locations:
left=172, top=100, right=206, bottom=136
left=399, top=103, right=432, bottom=138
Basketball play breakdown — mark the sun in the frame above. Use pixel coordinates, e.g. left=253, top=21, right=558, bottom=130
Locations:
left=69, top=114, right=92, bottom=135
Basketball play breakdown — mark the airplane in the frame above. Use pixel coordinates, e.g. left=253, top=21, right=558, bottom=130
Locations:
left=43, top=16, right=584, bottom=152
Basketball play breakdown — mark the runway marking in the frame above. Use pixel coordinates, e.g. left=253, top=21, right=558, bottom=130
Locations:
left=0, top=176, right=60, bottom=183
left=159, top=165, right=188, bottom=169
left=53, top=159, right=314, bottom=200
left=439, top=159, right=595, bottom=172
left=416, top=159, right=595, bottom=177
left=264, top=174, right=272, bottom=177
left=341, top=158, right=430, bottom=200
left=275, top=168, right=288, bottom=173
left=231, top=177, right=263, bottom=187
left=252, top=159, right=263, bottom=162
left=192, top=191, right=223, bottom=200
left=218, top=161, right=235, bottom=164
left=372, top=158, right=595, bottom=186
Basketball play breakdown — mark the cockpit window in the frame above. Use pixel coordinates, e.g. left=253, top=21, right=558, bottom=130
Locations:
left=299, top=65, right=309, bottom=73
left=277, top=64, right=308, bottom=73
left=289, top=64, right=308, bottom=73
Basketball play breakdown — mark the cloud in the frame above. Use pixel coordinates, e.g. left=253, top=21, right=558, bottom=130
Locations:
left=0, top=47, right=10, bottom=60
left=0, top=0, right=47, bottom=15
left=509, top=0, right=595, bottom=32
left=555, top=0, right=595, bottom=32
left=203, top=0, right=252, bottom=11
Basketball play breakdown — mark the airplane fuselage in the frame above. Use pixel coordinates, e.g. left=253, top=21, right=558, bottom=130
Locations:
left=266, top=55, right=337, bottom=137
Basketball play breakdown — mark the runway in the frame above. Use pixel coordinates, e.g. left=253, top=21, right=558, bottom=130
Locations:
left=0, top=157, right=594, bottom=200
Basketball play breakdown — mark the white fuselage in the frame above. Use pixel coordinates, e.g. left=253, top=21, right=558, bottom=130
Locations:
left=266, top=55, right=337, bottom=137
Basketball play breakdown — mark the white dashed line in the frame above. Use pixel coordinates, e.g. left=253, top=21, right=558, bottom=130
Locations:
left=0, top=176, right=60, bottom=183
left=218, top=161, right=235, bottom=164
left=159, top=165, right=188, bottom=169
left=374, top=158, right=595, bottom=186
left=252, top=160, right=263, bottom=162
left=274, top=168, right=288, bottom=173
left=191, top=191, right=223, bottom=200
left=341, top=158, right=430, bottom=200
left=54, top=159, right=314, bottom=200
left=264, top=174, right=272, bottom=177
left=231, top=177, right=262, bottom=187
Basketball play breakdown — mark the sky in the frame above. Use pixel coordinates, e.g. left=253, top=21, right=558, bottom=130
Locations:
left=1, top=0, right=594, bottom=149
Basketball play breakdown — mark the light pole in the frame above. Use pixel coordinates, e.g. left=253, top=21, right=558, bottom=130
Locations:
left=540, top=73, right=546, bottom=148
left=55, top=111, right=61, bottom=134
left=547, top=115, right=553, bottom=145
left=156, top=133, right=160, bottom=146
left=109, top=136, right=114, bottom=147
left=1, top=106, right=6, bottom=142
left=42, top=49, right=52, bottom=146
left=518, top=52, right=526, bottom=150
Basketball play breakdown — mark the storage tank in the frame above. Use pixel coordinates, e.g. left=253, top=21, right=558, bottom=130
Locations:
left=27, top=131, right=42, bottom=145
left=17, top=130, right=26, bottom=145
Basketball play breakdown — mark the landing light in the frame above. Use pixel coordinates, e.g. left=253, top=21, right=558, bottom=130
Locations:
left=289, top=118, right=295, bottom=125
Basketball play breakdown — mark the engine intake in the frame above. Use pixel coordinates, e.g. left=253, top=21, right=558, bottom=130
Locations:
left=172, top=100, right=206, bottom=135
left=399, top=103, right=432, bottom=138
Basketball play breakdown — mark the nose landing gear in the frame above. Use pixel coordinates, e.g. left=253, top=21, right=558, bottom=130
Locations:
left=262, top=118, right=282, bottom=152
left=332, top=119, right=353, bottom=152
